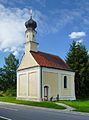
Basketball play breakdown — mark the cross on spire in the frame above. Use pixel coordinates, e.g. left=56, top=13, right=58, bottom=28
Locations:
left=25, top=9, right=37, bottom=30
left=29, top=9, right=32, bottom=19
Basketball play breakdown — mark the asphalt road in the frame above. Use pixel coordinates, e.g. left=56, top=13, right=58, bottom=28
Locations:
left=0, top=102, right=89, bottom=120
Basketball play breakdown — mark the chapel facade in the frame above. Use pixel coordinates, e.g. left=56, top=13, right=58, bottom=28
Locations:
left=17, top=13, right=76, bottom=101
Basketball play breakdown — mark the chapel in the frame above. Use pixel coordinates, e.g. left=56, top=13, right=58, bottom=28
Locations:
left=17, top=12, right=76, bottom=101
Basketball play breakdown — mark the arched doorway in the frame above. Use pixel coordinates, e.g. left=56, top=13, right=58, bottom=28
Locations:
left=44, top=86, right=49, bottom=101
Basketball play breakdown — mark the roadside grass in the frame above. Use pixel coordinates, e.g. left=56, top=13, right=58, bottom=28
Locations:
left=58, top=99, right=89, bottom=112
left=0, top=96, right=65, bottom=110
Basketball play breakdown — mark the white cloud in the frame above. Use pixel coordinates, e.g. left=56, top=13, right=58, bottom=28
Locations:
left=2, top=2, right=89, bottom=57
left=0, top=4, right=48, bottom=56
left=69, top=32, right=86, bottom=39
left=75, top=39, right=84, bottom=46
left=13, top=51, right=19, bottom=57
left=0, top=4, right=27, bottom=51
left=88, top=51, right=89, bottom=55
left=1, top=0, right=89, bottom=35
left=3, top=46, right=24, bottom=57
left=76, top=39, right=83, bottom=43
left=3, top=48, right=10, bottom=52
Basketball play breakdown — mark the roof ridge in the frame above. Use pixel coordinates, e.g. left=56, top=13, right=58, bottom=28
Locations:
left=38, top=51, right=60, bottom=58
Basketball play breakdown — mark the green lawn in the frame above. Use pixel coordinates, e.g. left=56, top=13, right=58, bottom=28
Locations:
left=0, top=96, right=65, bottom=110
left=58, top=99, right=89, bottom=112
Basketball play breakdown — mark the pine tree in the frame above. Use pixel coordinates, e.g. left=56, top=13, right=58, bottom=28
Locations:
left=3, top=53, right=19, bottom=89
left=66, top=41, right=89, bottom=98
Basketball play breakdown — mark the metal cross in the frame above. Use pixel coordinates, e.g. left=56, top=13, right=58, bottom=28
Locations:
left=29, top=9, right=32, bottom=19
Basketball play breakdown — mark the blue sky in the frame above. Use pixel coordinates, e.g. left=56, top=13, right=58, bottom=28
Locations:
left=0, top=0, right=89, bottom=67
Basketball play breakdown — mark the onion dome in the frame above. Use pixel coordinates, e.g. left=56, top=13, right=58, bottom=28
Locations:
left=25, top=17, right=37, bottom=30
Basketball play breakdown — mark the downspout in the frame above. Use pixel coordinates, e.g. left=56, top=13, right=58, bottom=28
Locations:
left=40, top=66, right=43, bottom=100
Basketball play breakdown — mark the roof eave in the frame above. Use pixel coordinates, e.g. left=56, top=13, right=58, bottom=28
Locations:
left=40, top=66, right=74, bottom=72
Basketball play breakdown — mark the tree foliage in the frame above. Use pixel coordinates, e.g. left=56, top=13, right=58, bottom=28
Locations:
left=0, top=53, right=19, bottom=94
left=0, top=68, right=5, bottom=90
left=66, top=41, right=89, bottom=98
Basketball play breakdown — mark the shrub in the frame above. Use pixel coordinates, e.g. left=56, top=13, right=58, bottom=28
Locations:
left=4, top=88, right=16, bottom=96
left=0, top=91, right=4, bottom=96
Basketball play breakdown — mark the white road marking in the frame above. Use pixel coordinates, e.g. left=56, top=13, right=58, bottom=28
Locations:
left=0, top=115, right=12, bottom=120
left=0, top=106, right=18, bottom=111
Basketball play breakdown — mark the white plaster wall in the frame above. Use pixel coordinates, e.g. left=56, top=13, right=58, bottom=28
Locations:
left=17, top=52, right=39, bottom=71
left=17, top=67, right=41, bottom=101
left=42, top=67, right=76, bottom=100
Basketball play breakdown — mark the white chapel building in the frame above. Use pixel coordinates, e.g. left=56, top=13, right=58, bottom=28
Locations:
left=17, top=13, right=76, bottom=101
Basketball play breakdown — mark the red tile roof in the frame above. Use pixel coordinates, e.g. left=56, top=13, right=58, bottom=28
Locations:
left=31, top=51, right=71, bottom=71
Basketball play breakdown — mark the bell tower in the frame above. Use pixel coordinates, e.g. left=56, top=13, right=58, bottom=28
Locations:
left=25, top=10, right=38, bottom=53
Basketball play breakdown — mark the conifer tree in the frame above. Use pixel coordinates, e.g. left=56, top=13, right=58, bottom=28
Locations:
left=66, top=41, right=89, bottom=98
left=0, top=68, right=5, bottom=90
left=3, top=53, right=19, bottom=89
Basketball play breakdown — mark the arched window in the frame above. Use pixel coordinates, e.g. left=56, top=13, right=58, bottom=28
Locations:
left=64, top=76, right=67, bottom=88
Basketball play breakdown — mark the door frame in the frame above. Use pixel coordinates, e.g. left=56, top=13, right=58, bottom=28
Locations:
left=43, top=84, right=50, bottom=101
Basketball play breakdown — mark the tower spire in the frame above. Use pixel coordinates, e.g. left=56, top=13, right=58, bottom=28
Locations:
left=25, top=9, right=37, bottom=30
left=25, top=10, right=38, bottom=52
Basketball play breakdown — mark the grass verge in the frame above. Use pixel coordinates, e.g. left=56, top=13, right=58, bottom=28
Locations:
left=0, top=96, right=65, bottom=110
left=58, top=99, right=89, bottom=112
